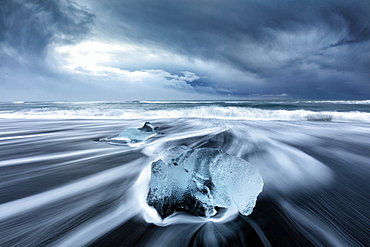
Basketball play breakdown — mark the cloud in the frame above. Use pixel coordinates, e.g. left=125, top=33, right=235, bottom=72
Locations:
left=0, top=0, right=96, bottom=100
left=80, top=0, right=369, bottom=99
left=1, top=0, right=369, bottom=100
left=0, top=0, right=94, bottom=66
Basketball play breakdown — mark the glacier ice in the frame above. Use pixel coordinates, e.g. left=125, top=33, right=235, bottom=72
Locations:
left=102, top=122, right=158, bottom=143
left=146, top=147, right=263, bottom=218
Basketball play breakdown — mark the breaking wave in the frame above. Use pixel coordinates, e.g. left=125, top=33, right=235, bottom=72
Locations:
left=303, top=100, right=370, bottom=105
left=1, top=106, right=370, bottom=122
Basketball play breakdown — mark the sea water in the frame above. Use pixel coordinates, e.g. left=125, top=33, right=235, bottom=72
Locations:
left=0, top=100, right=369, bottom=246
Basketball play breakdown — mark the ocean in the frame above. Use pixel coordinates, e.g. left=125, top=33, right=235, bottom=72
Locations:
left=0, top=100, right=369, bottom=246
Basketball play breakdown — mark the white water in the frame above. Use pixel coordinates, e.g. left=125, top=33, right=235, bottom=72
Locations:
left=1, top=106, right=370, bottom=122
left=0, top=107, right=369, bottom=246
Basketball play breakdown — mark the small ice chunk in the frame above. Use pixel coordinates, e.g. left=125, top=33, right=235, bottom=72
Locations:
left=102, top=122, right=158, bottom=143
left=138, top=122, right=158, bottom=132
left=146, top=147, right=263, bottom=218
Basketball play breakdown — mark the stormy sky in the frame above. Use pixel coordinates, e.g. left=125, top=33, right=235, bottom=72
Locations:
left=1, top=0, right=369, bottom=101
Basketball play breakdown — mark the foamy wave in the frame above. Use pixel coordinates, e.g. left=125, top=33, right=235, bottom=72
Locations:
left=1, top=106, right=370, bottom=122
left=135, top=100, right=370, bottom=105
left=138, top=100, right=226, bottom=104
left=304, top=100, right=370, bottom=105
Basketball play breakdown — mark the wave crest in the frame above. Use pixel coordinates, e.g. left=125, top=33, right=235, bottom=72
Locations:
left=1, top=105, right=370, bottom=122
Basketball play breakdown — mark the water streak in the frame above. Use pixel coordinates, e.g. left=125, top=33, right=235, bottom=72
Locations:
left=0, top=102, right=369, bottom=246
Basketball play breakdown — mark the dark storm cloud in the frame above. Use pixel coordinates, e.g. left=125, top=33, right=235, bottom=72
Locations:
left=90, top=0, right=370, bottom=99
left=1, top=0, right=369, bottom=100
left=94, top=0, right=369, bottom=59
left=0, top=0, right=95, bottom=101
left=0, top=0, right=94, bottom=63
left=0, top=0, right=97, bottom=102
